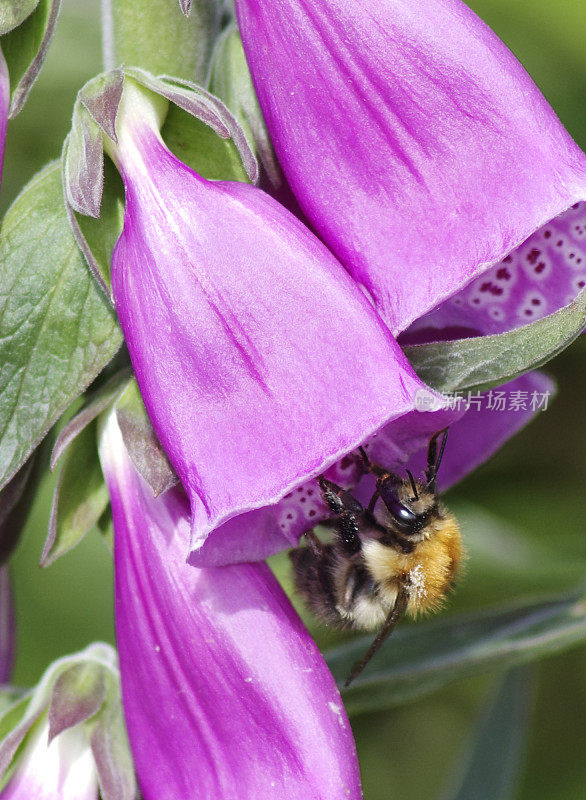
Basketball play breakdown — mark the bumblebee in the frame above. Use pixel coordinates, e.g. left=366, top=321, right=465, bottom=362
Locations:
left=289, top=429, right=463, bottom=686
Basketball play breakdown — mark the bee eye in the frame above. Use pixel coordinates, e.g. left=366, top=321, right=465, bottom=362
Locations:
left=378, top=485, right=420, bottom=532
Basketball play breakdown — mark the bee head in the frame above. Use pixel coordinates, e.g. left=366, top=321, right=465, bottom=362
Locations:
left=373, top=473, right=438, bottom=540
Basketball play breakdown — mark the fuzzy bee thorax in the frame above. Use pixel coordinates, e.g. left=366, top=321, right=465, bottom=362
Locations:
left=362, top=512, right=463, bottom=618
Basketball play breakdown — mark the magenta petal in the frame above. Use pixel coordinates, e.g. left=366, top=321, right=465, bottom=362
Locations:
left=100, top=419, right=362, bottom=800
left=235, top=0, right=586, bottom=333
left=406, top=202, right=586, bottom=340
left=190, top=406, right=462, bottom=567
left=112, top=122, right=428, bottom=549
left=379, top=373, right=554, bottom=493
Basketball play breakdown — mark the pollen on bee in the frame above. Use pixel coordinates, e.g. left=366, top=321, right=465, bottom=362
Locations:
left=407, top=564, right=427, bottom=601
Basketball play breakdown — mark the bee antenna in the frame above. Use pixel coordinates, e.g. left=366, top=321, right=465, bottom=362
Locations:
left=425, top=427, right=449, bottom=488
left=358, top=446, right=371, bottom=469
left=344, top=586, right=409, bottom=688
left=406, top=469, right=418, bottom=500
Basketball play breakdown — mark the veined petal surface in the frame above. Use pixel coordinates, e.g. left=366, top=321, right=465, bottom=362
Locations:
left=100, top=417, right=363, bottom=800
left=235, top=0, right=586, bottom=333
left=112, top=122, right=427, bottom=549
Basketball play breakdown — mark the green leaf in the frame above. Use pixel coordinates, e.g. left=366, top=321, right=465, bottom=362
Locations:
left=326, top=592, right=586, bottom=715
left=115, top=378, right=178, bottom=497
left=42, top=421, right=109, bottom=567
left=1, top=0, right=61, bottom=116
left=404, top=287, right=586, bottom=393
left=0, top=0, right=39, bottom=35
left=0, top=162, right=123, bottom=492
left=163, top=102, right=251, bottom=183
left=445, top=667, right=533, bottom=800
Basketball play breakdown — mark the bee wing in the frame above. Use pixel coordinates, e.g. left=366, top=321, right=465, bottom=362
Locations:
left=344, top=585, right=409, bottom=688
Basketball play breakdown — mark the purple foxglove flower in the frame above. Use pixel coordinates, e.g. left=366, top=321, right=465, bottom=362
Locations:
left=99, top=414, right=362, bottom=800
left=190, top=370, right=549, bottom=567
left=235, top=0, right=586, bottom=334
left=108, top=88, right=440, bottom=552
left=405, top=202, right=586, bottom=340
left=0, top=46, right=9, bottom=190
left=0, top=720, right=98, bottom=800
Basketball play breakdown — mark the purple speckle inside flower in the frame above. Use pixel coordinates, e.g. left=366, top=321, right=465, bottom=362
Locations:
left=404, top=201, right=586, bottom=339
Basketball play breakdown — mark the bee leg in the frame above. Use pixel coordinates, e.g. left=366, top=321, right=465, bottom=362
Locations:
left=318, top=477, right=363, bottom=556
left=289, top=543, right=339, bottom=623
left=358, top=447, right=386, bottom=477
left=344, top=584, right=409, bottom=687
left=303, top=528, right=326, bottom=557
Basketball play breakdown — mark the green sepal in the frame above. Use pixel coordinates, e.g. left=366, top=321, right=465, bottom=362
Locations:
left=209, top=24, right=280, bottom=188
left=328, top=591, right=586, bottom=714
left=404, top=286, right=586, bottom=394
left=1, top=0, right=61, bottom=116
left=128, top=69, right=258, bottom=182
left=41, top=421, right=110, bottom=567
left=50, top=366, right=131, bottom=472
left=0, top=0, right=39, bottom=35
left=48, top=661, right=108, bottom=742
left=89, top=667, right=136, bottom=800
left=0, top=643, right=135, bottom=800
left=115, top=378, right=178, bottom=497
left=162, top=102, right=250, bottom=182
left=0, top=162, right=123, bottom=492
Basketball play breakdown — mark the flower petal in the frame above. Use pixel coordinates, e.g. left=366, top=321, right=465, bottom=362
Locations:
left=111, top=119, right=428, bottom=550
left=235, top=0, right=586, bottom=333
left=367, top=372, right=555, bottom=494
left=100, top=417, right=363, bottom=800
left=405, top=203, right=586, bottom=340
left=189, top=405, right=462, bottom=567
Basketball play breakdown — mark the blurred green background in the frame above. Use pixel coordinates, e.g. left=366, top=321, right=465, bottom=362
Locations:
left=3, top=1, right=586, bottom=799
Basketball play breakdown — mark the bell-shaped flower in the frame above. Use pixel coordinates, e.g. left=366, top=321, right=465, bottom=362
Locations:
left=0, top=643, right=135, bottom=800
left=0, top=719, right=99, bottom=800
left=190, top=367, right=552, bottom=567
left=99, top=412, right=362, bottom=800
left=235, top=0, right=586, bottom=334
left=106, top=80, right=443, bottom=553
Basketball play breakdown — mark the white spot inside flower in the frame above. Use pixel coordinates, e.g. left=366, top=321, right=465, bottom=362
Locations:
left=328, top=702, right=346, bottom=727
left=155, top=645, right=161, bottom=653
left=244, top=677, right=253, bottom=683
left=518, top=290, right=547, bottom=320
left=407, top=564, right=427, bottom=601
left=488, top=305, right=505, bottom=321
